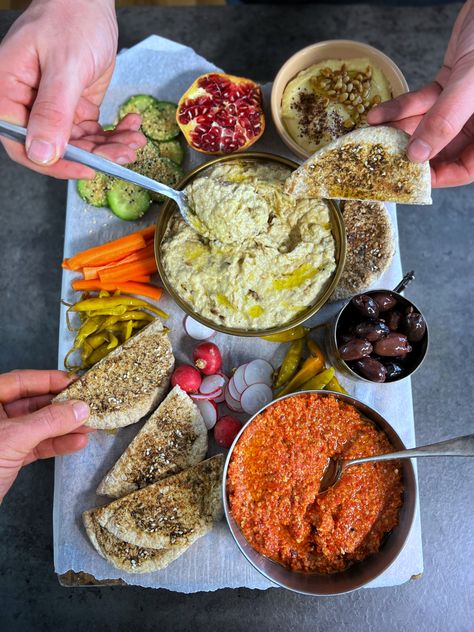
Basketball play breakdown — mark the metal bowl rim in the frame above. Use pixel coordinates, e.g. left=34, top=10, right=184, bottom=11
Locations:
left=222, top=389, right=417, bottom=595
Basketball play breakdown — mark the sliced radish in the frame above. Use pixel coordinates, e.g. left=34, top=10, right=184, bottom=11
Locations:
left=183, top=315, right=216, bottom=340
left=227, top=376, right=242, bottom=402
left=200, top=374, right=226, bottom=395
left=244, top=359, right=273, bottom=387
left=190, top=390, right=221, bottom=401
left=241, top=383, right=273, bottom=415
left=224, top=384, right=243, bottom=412
left=215, top=389, right=226, bottom=404
left=233, top=364, right=248, bottom=394
left=195, top=399, right=218, bottom=429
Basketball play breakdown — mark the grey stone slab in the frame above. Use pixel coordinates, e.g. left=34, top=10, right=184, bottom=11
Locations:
left=0, top=4, right=473, bottom=632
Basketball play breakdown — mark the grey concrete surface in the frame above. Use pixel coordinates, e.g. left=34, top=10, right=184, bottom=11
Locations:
left=0, top=4, right=473, bottom=632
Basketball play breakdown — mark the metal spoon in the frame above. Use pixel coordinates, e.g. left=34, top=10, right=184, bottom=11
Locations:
left=319, top=433, right=474, bottom=493
left=0, top=120, right=192, bottom=226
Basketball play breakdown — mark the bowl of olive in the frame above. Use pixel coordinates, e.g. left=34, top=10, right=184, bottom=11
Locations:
left=330, top=278, right=428, bottom=383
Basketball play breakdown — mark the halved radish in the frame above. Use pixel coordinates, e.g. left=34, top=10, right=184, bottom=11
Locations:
left=227, top=376, right=242, bottom=402
left=224, top=384, right=243, bottom=412
left=244, top=359, right=273, bottom=387
left=233, top=364, right=248, bottom=394
left=183, top=315, right=216, bottom=340
left=190, top=389, right=222, bottom=401
left=200, top=374, right=226, bottom=395
left=240, top=383, right=273, bottom=415
left=195, top=399, right=218, bottom=429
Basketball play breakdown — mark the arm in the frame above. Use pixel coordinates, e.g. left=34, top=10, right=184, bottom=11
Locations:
left=0, top=0, right=146, bottom=180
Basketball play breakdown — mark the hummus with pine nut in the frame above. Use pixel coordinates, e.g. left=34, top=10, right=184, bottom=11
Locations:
left=281, top=59, right=392, bottom=154
left=160, top=160, right=336, bottom=330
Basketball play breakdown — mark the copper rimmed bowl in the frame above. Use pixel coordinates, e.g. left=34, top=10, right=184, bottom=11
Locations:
left=223, top=391, right=416, bottom=596
left=155, top=152, right=346, bottom=337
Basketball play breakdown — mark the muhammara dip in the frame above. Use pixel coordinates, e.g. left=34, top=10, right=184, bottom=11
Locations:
left=161, top=160, right=336, bottom=330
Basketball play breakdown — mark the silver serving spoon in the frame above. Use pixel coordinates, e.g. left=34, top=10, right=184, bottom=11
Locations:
left=0, top=120, right=192, bottom=226
left=319, top=433, right=474, bottom=493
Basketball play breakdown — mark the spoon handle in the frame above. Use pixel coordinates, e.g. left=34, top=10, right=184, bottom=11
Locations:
left=0, top=120, right=182, bottom=203
left=348, top=433, right=474, bottom=467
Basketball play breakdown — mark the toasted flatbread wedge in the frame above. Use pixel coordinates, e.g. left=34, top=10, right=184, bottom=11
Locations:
left=54, top=319, right=174, bottom=429
left=331, top=200, right=395, bottom=301
left=285, top=126, right=432, bottom=205
left=83, top=509, right=188, bottom=574
left=95, top=455, right=224, bottom=550
left=96, top=385, right=208, bottom=498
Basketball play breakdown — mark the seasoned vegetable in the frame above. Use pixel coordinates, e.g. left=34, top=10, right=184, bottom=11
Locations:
left=107, top=180, right=151, bottom=221
left=118, top=94, right=159, bottom=119
left=141, top=101, right=180, bottom=141
left=156, top=139, right=184, bottom=165
left=77, top=172, right=110, bottom=207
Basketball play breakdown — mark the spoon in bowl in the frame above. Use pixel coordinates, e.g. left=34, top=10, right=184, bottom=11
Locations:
left=319, top=433, right=474, bottom=494
left=0, top=120, right=193, bottom=227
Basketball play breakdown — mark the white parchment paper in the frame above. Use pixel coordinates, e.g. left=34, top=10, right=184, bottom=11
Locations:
left=54, top=35, right=423, bottom=591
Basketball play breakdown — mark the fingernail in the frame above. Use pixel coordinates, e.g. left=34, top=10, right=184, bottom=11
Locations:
left=129, top=142, right=142, bottom=149
left=72, top=401, right=90, bottom=422
left=116, top=155, right=130, bottom=165
left=408, top=138, right=431, bottom=162
left=27, top=139, right=57, bottom=164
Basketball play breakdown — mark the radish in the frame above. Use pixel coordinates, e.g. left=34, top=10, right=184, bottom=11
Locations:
left=224, top=384, right=243, bottom=412
left=195, top=399, right=218, bottom=430
left=171, top=365, right=202, bottom=393
left=215, top=372, right=228, bottom=403
left=244, top=359, right=273, bottom=387
left=233, top=364, right=248, bottom=394
left=193, top=342, right=222, bottom=375
left=214, top=415, right=241, bottom=448
left=190, top=388, right=222, bottom=401
left=183, top=315, right=216, bottom=340
left=240, top=383, right=273, bottom=415
left=227, top=376, right=242, bottom=402
left=200, top=374, right=226, bottom=395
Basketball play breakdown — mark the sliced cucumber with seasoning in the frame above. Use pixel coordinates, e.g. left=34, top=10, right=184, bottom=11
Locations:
left=141, top=101, right=180, bottom=142
left=129, top=142, right=184, bottom=203
left=155, top=138, right=184, bottom=165
left=106, top=180, right=151, bottom=221
left=77, top=172, right=110, bottom=207
left=118, top=94, right=159, bottom=119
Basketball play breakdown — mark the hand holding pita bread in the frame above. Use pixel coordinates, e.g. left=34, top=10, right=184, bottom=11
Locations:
left=368, top=0, right=474, bottom=188
left=0, top=370, right=91, bottom=504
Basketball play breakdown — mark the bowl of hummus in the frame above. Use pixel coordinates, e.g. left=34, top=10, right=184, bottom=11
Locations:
left=271, top=40, right=409, bottom=158
left=155, top=152, right=345, bottom=336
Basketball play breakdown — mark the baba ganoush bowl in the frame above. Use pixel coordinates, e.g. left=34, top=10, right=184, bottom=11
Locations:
left=223, top=391, right=416, bottom=596
left=155, top=152, right=346, bottom=337
left=271, top=40, right=409, bottom=159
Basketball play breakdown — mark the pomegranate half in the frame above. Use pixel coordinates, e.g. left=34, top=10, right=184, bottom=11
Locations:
left=176, top=72, right=265, bottom=154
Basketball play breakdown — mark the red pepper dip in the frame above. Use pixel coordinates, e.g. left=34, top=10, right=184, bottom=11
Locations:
left=227, top=393, right=403, bottom=574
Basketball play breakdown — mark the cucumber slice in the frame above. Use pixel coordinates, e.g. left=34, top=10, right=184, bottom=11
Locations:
left=130, top=142, right=184, bottom=203
left=141, top=101, right=180, bottom=142
left=155, top=139, right=184, bottom=165
left=118, top=94, right=159, bottom=119
left=106, top=180, right=151, bottom=221
left=77, top=172, right=109, bottom=207
left=102, top=124, right=115, bottom=131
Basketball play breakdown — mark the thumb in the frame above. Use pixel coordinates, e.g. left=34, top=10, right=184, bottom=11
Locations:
left=26, top=60, right=84, bottom=166
left=15, top=400, right=90, bottom=455
left=407, top=74, right=474, bottom=162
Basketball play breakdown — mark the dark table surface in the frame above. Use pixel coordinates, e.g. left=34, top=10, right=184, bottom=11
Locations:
left=1, top=4, right=473, bottom=631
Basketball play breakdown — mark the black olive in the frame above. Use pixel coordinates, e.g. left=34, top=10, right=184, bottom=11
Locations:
left=338, top=338, right=373, bottom=361
left=355, top=319, right=391, bottom=341
left=384, top=362, right=404, bottom=380
left=338, top=331, right=354, bottom=344
left=373, top=333, right=412, bottom=357
left=351, top=294, right=379, bottom=319
left=385, top=309, right=403, bottom=331
left=372, top=292, right=397, bottom=312
left=354, top=357, right=387, bottom=382
left=401, top=307, right=427, bottom=342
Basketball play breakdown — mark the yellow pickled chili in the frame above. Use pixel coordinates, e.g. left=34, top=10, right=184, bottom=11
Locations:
left=277, top=354, right=325, bottom=396
left=299, top=367, right=335, bottom=391
left=325, top=375, right=349, bottom=395
left=274, top=338, right=305, bottom=389
left=262, top=325, right=310, bottom=343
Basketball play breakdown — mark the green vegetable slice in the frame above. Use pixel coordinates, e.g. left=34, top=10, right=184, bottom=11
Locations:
left=106, top=180, right=151, bottom=221
left=129, top=143, right=184, bottom=203
left=118, top=94, right=159, bottom=119
left=77, top=173, right=110, bottom=207
left=155, top=138, right=184, bottom=165
left=141, top=101, right=180, bottom=142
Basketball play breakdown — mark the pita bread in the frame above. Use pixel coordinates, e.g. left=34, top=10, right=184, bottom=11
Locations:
left=285, top=126, right=432, bottom=205
left=96, top=385, right=208, bottom=498
left=95, top=455, right=224, bottom=550
left=54, top=319, right=174, bottom=429
left=83, top=509, right=188, bottom=574
left=331, top=200, right=395, bottom=301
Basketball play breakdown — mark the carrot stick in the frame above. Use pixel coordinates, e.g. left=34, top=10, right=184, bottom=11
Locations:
left=134, top=275, right=151, bottom=283
left=98, top=256, right=158, bottom=283
left=71, top=279, right=163, bottom=302
left=138, top=225, right=156, bottom=240
left=82, top=243, right=155, bottom=280
left=65, top=233, right=147, bottom=270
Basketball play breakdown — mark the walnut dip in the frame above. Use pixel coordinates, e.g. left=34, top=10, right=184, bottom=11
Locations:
left=160, top=160, right=336, bottom=330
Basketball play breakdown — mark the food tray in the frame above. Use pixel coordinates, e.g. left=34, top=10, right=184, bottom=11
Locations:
left=53, top=35, right=423, bottom=591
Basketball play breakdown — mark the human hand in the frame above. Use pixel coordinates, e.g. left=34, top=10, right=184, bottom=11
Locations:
left=0, top=370, right=92, bottom=504
left=367, top=0, right=474, bottom=188
left=0, top=0, right=146, bottom=180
